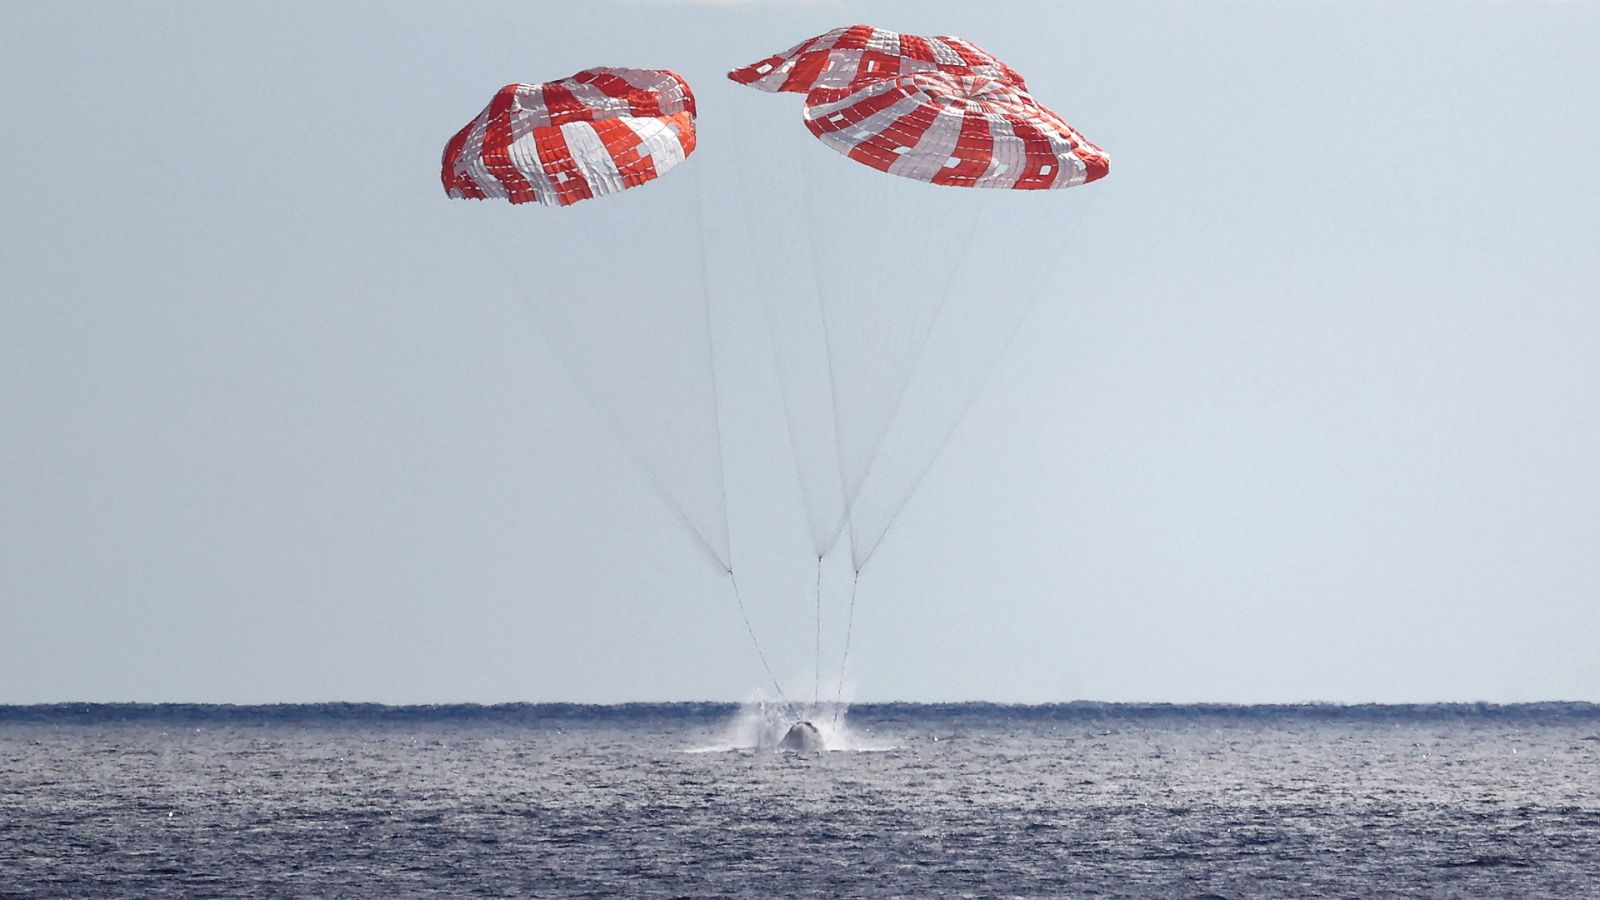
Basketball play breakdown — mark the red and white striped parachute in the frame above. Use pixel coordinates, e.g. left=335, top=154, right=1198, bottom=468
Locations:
left=803, top=72, right=1109, bottom=189
left=730, top=25, right=1107, bottom=190
left=729, top=24, right=1028, bottom=94
left=441, top=68, right=696, bottom=207
left=722, top=24, right=1110, bottom=573
left=439, top=67, right=734, bottom=571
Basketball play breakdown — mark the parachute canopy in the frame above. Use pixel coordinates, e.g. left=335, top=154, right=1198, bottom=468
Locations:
left=729, top=24, right=1028, bottom=94
left=730, top=25, right=1107, bottom=190
left=442, top=68, right=697, bottom=207
left=441, top=67, right=731, bottom=569
left=804, top=72, right=1108, bottom=189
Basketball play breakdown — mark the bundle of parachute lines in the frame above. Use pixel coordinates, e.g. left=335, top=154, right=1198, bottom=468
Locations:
left=441, top=24, right=1109, bottom=207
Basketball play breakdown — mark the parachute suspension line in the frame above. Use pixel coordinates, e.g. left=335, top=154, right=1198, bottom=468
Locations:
left=730, top=568, right=789, bottom=706
left=689, top=161, right=786, bottom=704
left=814, top=189, right=993, bottom=568
left=473, top=232, right=728, bottom=572
left=854, top=192, right=1104, bottom=570
left=764, top=280, right=832, bottom=557
left=688, top=157, right=735, bottom=568
left=831, top=563, right=861, bottom=728
left=733, top=111, right=837, bottom=559
left=800, top=170, right=857, bottom=561
left=814, top=554, right=824, bottom=709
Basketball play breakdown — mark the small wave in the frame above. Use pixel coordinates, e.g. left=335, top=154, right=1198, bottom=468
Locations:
left=1436, top=856, right=1533, bottom=869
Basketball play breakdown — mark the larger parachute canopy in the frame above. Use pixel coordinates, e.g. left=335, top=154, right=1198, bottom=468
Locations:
left=728, top=24, right=1028, bottom=94
left=442, top=68, right=697, bottom=207
left=730, top=25, right=1107, bottom=190
left=804, top=72, right=1109, bottom=189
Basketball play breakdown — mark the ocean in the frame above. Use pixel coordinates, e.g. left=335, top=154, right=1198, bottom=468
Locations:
left=3, top=702, right=1598, bottom=897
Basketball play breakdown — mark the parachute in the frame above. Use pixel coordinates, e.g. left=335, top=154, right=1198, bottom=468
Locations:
left=441, top=71, right=734, bottom=569
left=727, top=24, right=1105, bottom=191
left=727, top=24, right=1107, bottom=564
left=803, top=72, right=1108, bottom=188
left=441, top=66, right=799, bottom=702
left=725, top=25, right=1108, bottom=705
left=442, top=68, right=697, bottom=207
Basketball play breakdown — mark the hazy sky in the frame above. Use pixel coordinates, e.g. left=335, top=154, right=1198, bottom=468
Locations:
left=3, top=1, right=1597, bottom=704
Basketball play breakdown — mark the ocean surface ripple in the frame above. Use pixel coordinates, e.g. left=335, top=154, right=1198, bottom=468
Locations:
left=2, top=703, right=1598, bottom=897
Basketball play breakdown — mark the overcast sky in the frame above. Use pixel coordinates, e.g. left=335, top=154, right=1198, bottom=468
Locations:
left=3, top=1, right=1597, bottom=704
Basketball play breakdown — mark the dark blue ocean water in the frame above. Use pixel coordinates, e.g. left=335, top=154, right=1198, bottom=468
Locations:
left=3, top=703, right=1599, bottom=897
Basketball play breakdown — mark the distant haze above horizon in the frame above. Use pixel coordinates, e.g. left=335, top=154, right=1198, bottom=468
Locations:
left=3, top=1, right=1597, bottom=705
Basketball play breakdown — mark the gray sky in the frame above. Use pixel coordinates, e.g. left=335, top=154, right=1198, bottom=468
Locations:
left=3, top=1, right=1597, bottom=704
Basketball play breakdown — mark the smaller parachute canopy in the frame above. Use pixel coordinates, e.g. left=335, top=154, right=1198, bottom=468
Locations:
left=442, top=68, right=697, bottom=207
left=729, top=24, right=1027, bottom=94
left=802, top=72, right=1109, bottom=189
